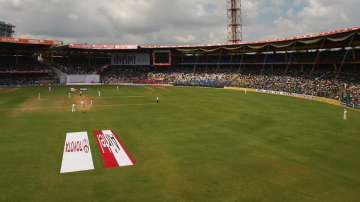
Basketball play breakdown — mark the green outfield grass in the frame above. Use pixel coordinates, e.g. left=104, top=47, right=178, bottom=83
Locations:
left=1, top=86, right=360, bottom=202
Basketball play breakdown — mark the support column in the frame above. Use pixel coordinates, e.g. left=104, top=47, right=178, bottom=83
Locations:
left=311, top=39, right=326, bottom=76
left=333, top=64, right=338, bottom=74
left=216, top=51, right=223, bottom=73
left=15, top=52, right=18, bottom=66
left=238, top=53, right=245, bottom=73
left=337, top=35, right=355, bottom=78
left=285, top=44, right=297, bottom=74
left=301, top=64, right=304, bottom=73
left=193, top=54, right=199, bottom=73
left=261, top=53, right=269, bottom=75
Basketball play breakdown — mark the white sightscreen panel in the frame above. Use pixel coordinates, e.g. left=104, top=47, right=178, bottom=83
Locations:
left=67, top=75, right=100, bottom=84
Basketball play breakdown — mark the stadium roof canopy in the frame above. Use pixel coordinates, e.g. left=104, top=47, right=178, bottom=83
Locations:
left=55, top=44, right=138, bottom=51
left=51, top=44, right=140, bottom=55
left=52, top=26, right=360, bottom=54
left=0, top=37, right=61, bottom=54
left=0, top=26, right=359, bottom=54
left=167, top=26, right=360, bottom=54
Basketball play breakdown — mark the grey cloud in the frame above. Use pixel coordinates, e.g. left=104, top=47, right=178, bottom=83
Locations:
left=0, top=0, right=359, bottom=45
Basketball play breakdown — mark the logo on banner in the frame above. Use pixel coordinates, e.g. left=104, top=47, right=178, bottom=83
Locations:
left=64, top=139, right=90, bottom=153
left=94, top=130, right=135, bottom=168
left=60, top=132, right=95, bottom=174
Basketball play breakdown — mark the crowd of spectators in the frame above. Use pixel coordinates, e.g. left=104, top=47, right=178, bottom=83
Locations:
left=0, top=56, right=50, bottom=73
left=148, top=71, right=235, bottom=87
left=102, top=67, right=236, bottom=87
left=102, top=67, right=149, bottom=84
left=0, top=56, right=57, bottom=86
left=234, top=74, right=342, bottom=98
left=0, top=75, right=56, bottom=87
left=53, top=64, right=101, bottom=74
left=101, top=65, right=360, bottom=108
left=1, top=57, right=359, bottom=108
left=236, top=67, right=360, bottom=106
left=51, top=56, right=109, bottom=75
left=233, top=68, right=360, bottom=108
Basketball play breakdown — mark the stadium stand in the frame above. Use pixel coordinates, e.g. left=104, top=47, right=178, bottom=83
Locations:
left=51, top=55, right=109, bottom=74
left=0, top=38, right=60, bottom=87
left=0, top=27, right=359, bottom=107
left=0, top=55, right=57, bottom=87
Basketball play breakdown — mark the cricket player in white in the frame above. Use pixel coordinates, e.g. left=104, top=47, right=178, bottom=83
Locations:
left=344, top=109, right=348, bottom=120
left=72, top=104, right=76, bottom=112
left=98, top=91, right=101, bottom=97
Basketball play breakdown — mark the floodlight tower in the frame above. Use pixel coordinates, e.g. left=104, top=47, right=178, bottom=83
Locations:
left=227, top=0, right=242, bottom=43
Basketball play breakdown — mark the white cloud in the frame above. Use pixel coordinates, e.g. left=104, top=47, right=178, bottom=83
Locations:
left=173, top=34, right=196, bottom=43
left=0, top=0, right=359, bottom=44
left=68, top=14, right=80, bottom=21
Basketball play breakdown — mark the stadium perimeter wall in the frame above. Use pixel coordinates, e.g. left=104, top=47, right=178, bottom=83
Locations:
left=107, top=83, right=173, bottom=87
left=225, top=87, right=342, bottom=107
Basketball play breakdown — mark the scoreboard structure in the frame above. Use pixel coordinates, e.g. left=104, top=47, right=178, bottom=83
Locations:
left=152, top=50, right=172, bottom=67
left=111, top=50, right=172, bottom=67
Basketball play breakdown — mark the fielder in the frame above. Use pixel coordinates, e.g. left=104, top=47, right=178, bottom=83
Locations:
left=344, top=109, right=348, bottom=120
left=71, top=104, right=76, bottom=112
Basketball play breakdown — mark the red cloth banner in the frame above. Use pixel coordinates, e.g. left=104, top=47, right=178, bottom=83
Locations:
left=94, top=130, right=135, bottom=168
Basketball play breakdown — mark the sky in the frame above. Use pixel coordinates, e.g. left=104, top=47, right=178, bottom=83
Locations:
left=0, top=0, right=359, bottom=45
